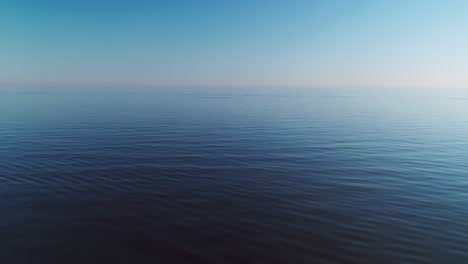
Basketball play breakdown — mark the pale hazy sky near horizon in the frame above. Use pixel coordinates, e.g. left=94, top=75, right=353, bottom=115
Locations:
left=1, top=0, right=467, bottom=88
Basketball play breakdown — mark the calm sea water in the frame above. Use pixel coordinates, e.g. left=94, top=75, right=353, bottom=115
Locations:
left=1, top=86, right=468, bottom=263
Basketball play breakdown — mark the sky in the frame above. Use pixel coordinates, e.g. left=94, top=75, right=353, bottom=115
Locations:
left=1, top=0, right=467, bottom=88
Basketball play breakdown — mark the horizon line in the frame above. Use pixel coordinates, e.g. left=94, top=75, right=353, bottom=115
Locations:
left=1, top=82, right=468, bottom=90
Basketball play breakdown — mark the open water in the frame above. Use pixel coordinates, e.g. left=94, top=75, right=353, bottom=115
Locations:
left=1, top=86, right=468, bottom=263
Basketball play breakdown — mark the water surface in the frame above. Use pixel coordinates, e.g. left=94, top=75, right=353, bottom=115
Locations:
left=1, top=87, right=468, bottom=263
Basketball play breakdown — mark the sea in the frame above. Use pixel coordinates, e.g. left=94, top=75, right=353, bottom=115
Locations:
left=1, top=86, right=468, bottom=263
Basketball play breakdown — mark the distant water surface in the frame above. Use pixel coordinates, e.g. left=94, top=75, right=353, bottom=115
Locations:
left=1, top=86, right=468, bottom=263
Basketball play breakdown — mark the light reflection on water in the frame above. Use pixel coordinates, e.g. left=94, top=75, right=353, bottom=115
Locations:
left=1, top=87, right=468, bottom=263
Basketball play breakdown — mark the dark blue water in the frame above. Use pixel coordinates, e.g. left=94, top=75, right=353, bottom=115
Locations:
left=1, top=87, right=468, bottom=263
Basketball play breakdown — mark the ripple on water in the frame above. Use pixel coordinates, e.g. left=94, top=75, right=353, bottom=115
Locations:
left=1, top=88, right=468, bottom=263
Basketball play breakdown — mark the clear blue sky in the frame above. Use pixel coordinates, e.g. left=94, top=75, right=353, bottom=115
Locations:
left=1, top=0, right=467, bottom=88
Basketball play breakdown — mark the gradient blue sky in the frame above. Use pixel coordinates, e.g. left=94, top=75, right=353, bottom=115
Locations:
left=1, top=0, right=467, bottom=87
